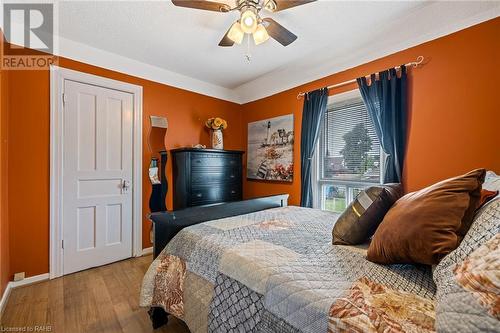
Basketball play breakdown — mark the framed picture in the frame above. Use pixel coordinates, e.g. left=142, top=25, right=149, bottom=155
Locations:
left=247, top=114, right=294, bottom=182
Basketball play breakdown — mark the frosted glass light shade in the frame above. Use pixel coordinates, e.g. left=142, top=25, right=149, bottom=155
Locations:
left=227, top=22, right=244, bottom=44
left=253, top=24, right=269, bottom=45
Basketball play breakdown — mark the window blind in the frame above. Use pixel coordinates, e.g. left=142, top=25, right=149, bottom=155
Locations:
left=319, top=94, right=381, bottom=183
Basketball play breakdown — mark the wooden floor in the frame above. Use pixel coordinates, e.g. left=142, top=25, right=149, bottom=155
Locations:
left=0, top=255, right=190, bottom=333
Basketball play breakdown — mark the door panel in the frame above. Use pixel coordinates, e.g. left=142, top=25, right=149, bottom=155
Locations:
left=105, top=204, right=123, bottom=245
left=63, top=79, right=133, bottom=275
left=105, top=98, right=124, bottom=171
left=77, top=206, right=96, bottom=251
left=77, top=93, right=97, bottom=171
left=78, top=178, right=123, bottom=197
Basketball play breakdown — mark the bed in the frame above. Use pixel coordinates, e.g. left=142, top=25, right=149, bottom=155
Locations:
left=140, top=198, right=442, bottom=332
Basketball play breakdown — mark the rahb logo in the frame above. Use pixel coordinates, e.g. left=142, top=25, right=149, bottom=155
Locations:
left=2, top=2, right=58, bottom=70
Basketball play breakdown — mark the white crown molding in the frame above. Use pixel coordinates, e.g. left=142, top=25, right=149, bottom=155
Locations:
left=11, top=2, right=496, bottom=106
left=233, top=4, right=500, bottom=104
left=55, top=36, right=242, bottom=104
left=1, top=17, right=240, bottom=103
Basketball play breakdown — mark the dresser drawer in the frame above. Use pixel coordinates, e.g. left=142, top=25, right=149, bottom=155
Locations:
left=171, top=149, right=244, bottom=210
left=190, top=185, right=241, bottom=205
left=191, top=169, right=240, bottom=185
left=191, top=153, right=240, bottom=169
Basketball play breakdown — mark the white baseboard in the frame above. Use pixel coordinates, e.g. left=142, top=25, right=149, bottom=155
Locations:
left=0, top=273, right=50, bottom=318
left=10, top=273, right=49, bottom=288
left=0, top=283, right=11, bottom=319
left=141, top=247, right=153, bottom=256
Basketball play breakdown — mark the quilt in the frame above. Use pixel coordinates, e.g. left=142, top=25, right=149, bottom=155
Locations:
left=432, top=199, right=500, bottom=332
left=140, top=206, right=437, bottom=333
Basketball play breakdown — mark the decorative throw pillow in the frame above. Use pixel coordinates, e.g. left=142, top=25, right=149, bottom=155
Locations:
left=332, top=183, right=403, bottom=245
left=433, top=199, right=500, bottom=332
left=367, top=169, right=486, bottom=265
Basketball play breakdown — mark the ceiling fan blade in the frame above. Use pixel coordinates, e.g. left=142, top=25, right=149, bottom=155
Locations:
left=262, top=18, right=297, bottom=46
left=171, top=0, right=231, bottom=12
left=265, top=0, right=316, bottom=12
left=218, top=25, right=235, bottom=47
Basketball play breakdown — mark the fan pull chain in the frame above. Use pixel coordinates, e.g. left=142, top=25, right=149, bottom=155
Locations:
left=245, top=34, right=252, bottom=63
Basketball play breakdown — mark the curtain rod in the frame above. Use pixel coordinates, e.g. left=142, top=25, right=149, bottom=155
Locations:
left=297, top=56, right=425, bottom=99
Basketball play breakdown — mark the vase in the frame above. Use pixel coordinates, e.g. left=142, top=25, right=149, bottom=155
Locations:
left=211, top=129, right=224, bottom=149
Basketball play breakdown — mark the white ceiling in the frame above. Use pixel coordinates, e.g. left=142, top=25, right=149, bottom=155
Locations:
left=53, top=0, right=499, bottom=103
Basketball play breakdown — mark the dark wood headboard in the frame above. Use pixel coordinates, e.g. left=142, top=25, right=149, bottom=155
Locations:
left=149, top=194, right=289, bottom=258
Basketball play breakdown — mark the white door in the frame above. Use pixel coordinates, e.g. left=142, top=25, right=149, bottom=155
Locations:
left=62, top=79, right=133, bottom=275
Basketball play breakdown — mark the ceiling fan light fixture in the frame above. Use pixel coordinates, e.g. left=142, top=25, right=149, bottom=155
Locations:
left=170, top=0, right=313, bottom=49
left=253, top=24, right=269, bottom=45
left=264, top=0, right=277, bottom=12
left=240, top=8, right=258, bottom=33
left=227, top=21, right=244, bottom=44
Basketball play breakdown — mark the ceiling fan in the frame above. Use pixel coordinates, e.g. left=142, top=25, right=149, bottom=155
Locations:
left=171, top=0, right=317, bottom=47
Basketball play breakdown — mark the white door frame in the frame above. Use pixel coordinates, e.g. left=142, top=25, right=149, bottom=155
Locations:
left=49, top=65, right=143, bottom=279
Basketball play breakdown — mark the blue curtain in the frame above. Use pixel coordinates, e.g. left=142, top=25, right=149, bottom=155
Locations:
left=357, top=66, right=408, bottom=183
left=300, top=88, right=328, bottom=207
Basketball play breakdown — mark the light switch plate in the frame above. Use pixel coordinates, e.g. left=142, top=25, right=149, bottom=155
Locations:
left=150, top=116, right=168, bottom=129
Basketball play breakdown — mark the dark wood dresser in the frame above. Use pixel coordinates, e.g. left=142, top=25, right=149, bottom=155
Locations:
left=171, top=148, right=244, bottom=210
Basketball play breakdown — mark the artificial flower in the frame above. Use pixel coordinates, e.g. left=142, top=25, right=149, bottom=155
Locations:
left=214, top=118, right=223, bottom=127
left=205, top=117, right=228, bottom=130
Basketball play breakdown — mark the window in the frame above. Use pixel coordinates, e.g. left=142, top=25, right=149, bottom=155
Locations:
left=313, top=89, right=383, bottom=213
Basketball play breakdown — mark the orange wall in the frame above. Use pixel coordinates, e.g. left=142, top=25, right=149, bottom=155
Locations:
left=5, top=55, right=243, bottom=278
left=2, top=18, right=499, bottom=281
left=242, top=18, right=500, bottom=205
left=0, top=37, right=10, bottom=296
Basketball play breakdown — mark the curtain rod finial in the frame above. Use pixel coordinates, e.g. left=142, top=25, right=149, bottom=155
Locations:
left=413, top=56, right=424, bottom=68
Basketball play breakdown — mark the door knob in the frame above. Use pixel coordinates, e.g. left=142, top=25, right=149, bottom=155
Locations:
left=122, top=180, right=131, bottom=193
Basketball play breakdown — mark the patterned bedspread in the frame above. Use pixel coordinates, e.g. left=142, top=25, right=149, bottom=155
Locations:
left=140, top=206, right=436, bottom=333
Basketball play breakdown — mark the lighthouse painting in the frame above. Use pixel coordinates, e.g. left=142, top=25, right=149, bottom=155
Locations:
left=247, top=114, right=294, bottom=182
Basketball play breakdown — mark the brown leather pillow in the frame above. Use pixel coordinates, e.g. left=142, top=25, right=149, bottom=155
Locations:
left=367, top=169, right=486, bottom=265
left=332, top=184, right=403, bottom=245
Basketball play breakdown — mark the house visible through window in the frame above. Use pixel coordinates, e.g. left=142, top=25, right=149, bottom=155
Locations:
left=313, top=89, right=383, bottom=213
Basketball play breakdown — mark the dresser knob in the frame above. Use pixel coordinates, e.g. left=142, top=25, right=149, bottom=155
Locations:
left=196, top=193, right=203, bottom=198
left=230, top=175, right=235, bottom=178
left=231, top=190, right=236, bottom=194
